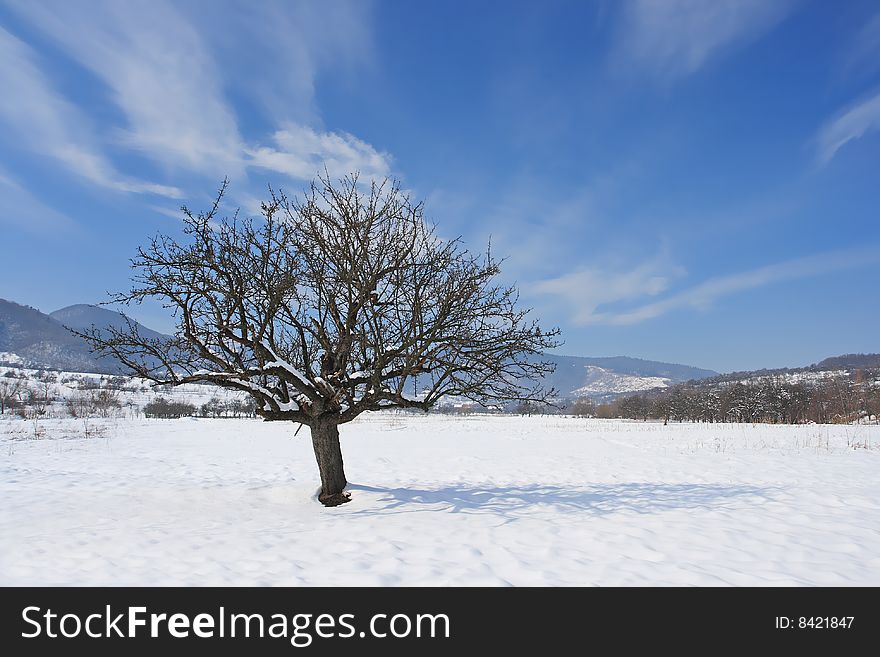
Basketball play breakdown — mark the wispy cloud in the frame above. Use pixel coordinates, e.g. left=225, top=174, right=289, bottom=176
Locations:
left=842, top=12, right=880, bottom=76
left=0, top=26, right=182, bottom=198
left=616, top=0, right=794, bottom=78
left=5, top=0, right=245, bottom=179
left=466, top=174, right=623, bottom=281
left=0, top=168, right=76, bottom=233
left=531, top=254, right=686, bottom=325
left=191, top=0, right=374, bottom=126
left=815, top=91, right=880, bottom=165
left=541, top=247, right=880, bottom=326
left=5, top=0, right=390, bottom=190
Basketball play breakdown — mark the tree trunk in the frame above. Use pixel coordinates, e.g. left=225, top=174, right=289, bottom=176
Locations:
left=310, top=419, right=350, bottom=506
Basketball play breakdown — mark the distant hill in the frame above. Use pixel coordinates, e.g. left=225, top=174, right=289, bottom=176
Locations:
left=540, top=354, right=717, bottom=401
left=0, top=299, right=164, bottom=374
left=695, top=352, right=880, bottom=387
left=1, top=297, right=873, bottom=402
left=1, top=298, right=719, bottom=395
left=50, top=304, right=167, bottom=342
left=814, top=353, right=880, bottom=370
left=0, top=299, right=103, bottom=372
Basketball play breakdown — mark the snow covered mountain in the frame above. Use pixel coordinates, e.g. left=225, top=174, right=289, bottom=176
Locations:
left=570, top=366, right=671, bottom=397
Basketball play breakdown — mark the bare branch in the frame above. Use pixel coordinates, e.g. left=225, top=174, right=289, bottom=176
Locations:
left=79, top=173, right=561, bottom=428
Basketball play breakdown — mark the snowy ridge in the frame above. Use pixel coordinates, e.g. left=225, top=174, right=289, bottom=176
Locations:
left=571, top=365, right=670, bottom=398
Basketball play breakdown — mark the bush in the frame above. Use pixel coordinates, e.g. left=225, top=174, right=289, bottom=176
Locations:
left=143, top=397, right=196, bottom=419
left=67, top=388, right=122, bottom=418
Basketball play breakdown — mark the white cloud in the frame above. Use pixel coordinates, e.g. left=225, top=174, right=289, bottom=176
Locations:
left=617, top=0, right=794, bottom=78
left=246, top=125, right=392, bottom=184
left=0, top=26, right=181, bottom=198
left=816, top=91, right=880, bottom=165
left=546, top=247, right=880, bottom=326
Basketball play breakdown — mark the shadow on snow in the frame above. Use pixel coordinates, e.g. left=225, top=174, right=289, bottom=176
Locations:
left=345, top=482, right=774, bottom=517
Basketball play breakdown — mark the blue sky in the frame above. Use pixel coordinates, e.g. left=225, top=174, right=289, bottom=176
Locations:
left=1, top=0, right=878, bottom=373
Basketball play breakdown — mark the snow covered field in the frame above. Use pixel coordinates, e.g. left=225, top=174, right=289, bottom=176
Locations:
left=1, top=414, right=878, bottom=586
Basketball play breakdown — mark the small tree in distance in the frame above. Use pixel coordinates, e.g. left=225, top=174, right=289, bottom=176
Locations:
left=79, top=174, right=560, bottom=506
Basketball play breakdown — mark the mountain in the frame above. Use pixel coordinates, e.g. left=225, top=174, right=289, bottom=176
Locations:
left=0, top=298, right=719, bottom=391
left=0, top=299, right=164, bottom=374
left=49, top=304, right=167, bottom=342
left=546, top=352, right=879, bottom=404
left=0, top=299, right=101, bottom=372
left=6, top=297, right=868, bottom=403
left=540, top=354, right=717, bottom=401
left=1, top=298, right=719, bottom=394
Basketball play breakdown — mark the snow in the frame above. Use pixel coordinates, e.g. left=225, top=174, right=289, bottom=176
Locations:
left=0, top=365, right=249, bottom=410
left=1, top=414, right=878, bottom=586
left=260, top=341, right=313, bottom=390
left=572, top=365, right=669, bottom=397
left=719, top=369, right=850, bottom=386
left=0, top=352, right=24, bottom=365
left=314, top=376, right=335, bottom=393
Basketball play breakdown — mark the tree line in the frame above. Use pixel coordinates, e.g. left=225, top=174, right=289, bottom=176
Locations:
left=572, top=370, right=879, bottom=424
left=143, top=396, right=256, bottom=419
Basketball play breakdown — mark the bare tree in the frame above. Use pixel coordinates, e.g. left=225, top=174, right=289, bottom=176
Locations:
left=0, top=377, right=22, bottom=415
left=567, top=397, right=595, bottom=418
left=79, top=174, right=560, bottom=505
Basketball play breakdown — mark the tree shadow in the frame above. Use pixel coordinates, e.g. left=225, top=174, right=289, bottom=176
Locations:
left=346, top=482, right=774, bottom=517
